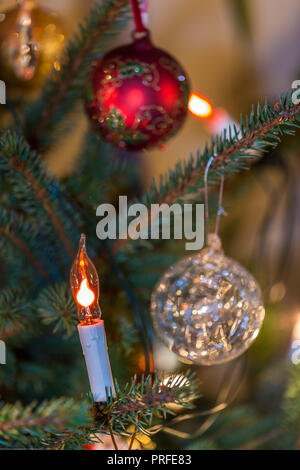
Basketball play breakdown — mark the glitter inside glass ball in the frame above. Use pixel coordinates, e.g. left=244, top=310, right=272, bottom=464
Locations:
left=151, top=234, right=265, bottom=365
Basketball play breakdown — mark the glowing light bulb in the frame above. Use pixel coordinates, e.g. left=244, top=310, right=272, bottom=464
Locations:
left=188, top=93, right=213, bottom=118
left=70, top=234, right=101, bottom=324
left=76, top=279, right=95, bottom=308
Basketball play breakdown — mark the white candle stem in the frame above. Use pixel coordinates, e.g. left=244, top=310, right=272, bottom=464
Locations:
left=78, top=320, right=115, bottom=402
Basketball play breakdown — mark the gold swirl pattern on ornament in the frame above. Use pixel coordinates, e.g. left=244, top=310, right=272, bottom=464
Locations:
left=99, top=105, right=150, bottom=145
left=134, top=105, right=173, bottom=136
left=101, top=57, right=160, bottom=92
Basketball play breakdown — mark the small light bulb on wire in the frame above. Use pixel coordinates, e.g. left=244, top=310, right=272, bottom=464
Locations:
left=188, top=93, right=213, bottom=118
left=188, top=92, right=239, bottom=136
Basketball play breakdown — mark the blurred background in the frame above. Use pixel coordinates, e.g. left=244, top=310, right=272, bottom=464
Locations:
left=1, top=0, right=300, bottom=449
left=1, top=0, right=300, bottom=177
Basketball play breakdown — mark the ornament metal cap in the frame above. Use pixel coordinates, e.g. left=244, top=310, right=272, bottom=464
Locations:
left=207, top=233, right=223, bottom=251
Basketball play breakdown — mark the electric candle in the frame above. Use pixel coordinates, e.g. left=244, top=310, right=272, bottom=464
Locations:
left=70, top=234, right=114, bottom=402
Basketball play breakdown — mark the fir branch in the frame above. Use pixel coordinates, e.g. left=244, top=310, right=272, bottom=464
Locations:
left=0, top=288, right=33, bottom=336
left=36, top=281, right=141, bottom=346
left=0, top=210, right=50, bottom=282
left=0, top=373, right=199, bottom=449
left=24, top=0, right=131, bottom=149
left=112, top=92, right=300, bottom=253
left=0, top=131, right=77, bottom=259
left=118, top=317, right=139, bottom=357
left=0, top=398, right=91, bottom=449
left=128, top=427, right=137, bottom=449
left=154, top=95, right=300, bottom=205
left=0, top=227, right=49, bottom=282
left=17, top=168, right=74, bottom=258
left=37, top=282, right=77, bottom=336
left=95, top=372, right=199, bottom=436
left=63, top=132, right=139, bottom=215
left=104, top=239, right=155, bottom=374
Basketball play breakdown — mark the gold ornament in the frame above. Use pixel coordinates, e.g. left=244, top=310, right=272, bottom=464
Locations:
left=0, top=3, right=67, bottom=93
left=10, top=1, right=37, bottom=80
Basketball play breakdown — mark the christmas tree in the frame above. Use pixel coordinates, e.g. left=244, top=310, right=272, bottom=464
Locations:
left=0, top=0, right=300, bottom=450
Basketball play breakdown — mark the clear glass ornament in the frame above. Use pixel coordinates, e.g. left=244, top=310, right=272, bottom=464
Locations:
left=151, top=234, right=265, bottom=365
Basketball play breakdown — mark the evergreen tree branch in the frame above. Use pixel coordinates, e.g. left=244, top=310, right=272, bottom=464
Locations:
left=0, top=372, right=199, bottom=449
left=95, top=372, right=199, bottom=436
left=0, top=398, right=91, bottom=449
left=0, top=132, right=77, bottom=260
left=281, top=364, right=300, bottom=449
left=104, top=239, right=155, bottom=374
left=0, top=288, right=33, bottom=336
left=0, top=225, right=49, bottom=283
left=24, top=0, right=131, bottom=150
left=62, top=132, right=140, bottom=215
left=107, top=414, right=119, bottom=450
left=112, top=93, right=300, bottom=253
left=128, top=427, right=137, bottom=449
left=156, top=96, right=300, bottom=206
left=17, top=166, right=74, bottom=259
left=118, top=317, right=139, bottom=357
left=37, top=282, right=77, bottom=336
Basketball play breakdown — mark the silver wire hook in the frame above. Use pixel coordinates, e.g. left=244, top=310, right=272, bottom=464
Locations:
left=204, top=156, right=215, bottom=241
left=204, top=156, right=225, bottom=242
left=215, top=174, right=225, bottom=236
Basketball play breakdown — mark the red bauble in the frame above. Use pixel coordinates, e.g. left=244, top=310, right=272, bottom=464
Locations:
left=85, top=32, right=190, bottom=151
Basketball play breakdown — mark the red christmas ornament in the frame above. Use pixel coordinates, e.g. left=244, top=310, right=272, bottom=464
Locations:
left=85, top=31, right=190, bottom=151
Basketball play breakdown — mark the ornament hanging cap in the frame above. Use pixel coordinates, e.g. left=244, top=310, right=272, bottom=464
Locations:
left=130, top=28, right=152, bottom=51
left=207, top=233, right=222, bottom=251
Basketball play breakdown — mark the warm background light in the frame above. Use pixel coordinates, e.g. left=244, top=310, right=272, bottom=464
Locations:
left=188, top=92, right=213, bottom=118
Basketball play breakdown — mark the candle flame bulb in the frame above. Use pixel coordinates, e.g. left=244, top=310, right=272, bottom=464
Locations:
left=70, top=234, right=101, bottom=324
left=77, top=279, right=95, bottom=307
